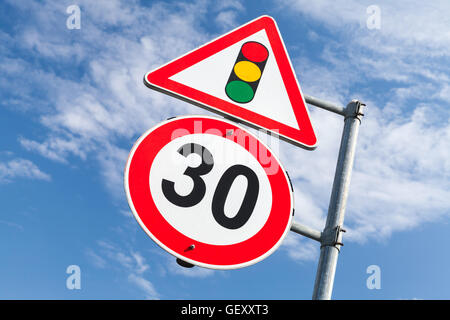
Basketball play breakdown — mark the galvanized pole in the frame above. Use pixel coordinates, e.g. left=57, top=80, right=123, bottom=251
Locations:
left=311, top=99, right=365, bottom=300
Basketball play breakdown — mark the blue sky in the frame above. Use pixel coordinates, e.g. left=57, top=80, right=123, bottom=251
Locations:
left=1, top=0, right=450, bottom=299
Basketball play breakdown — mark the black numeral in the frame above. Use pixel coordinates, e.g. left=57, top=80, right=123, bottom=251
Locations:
left=162, top=143, right=213, bottom=207
left=212, top=165, right=259, bottom=230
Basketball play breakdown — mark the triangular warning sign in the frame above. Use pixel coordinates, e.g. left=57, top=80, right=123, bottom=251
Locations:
left=145, top=15, right=317, bottom=149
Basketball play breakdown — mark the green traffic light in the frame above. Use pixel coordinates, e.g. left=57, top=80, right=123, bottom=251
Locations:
left=225, top=81, right=255, bottom=103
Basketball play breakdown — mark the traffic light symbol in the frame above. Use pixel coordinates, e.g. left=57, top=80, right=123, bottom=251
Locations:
left=225, top=41, right=269, bottom=104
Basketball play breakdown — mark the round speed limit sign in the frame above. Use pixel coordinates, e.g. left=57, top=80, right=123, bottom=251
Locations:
left=124, top=116, right=294, bottom=269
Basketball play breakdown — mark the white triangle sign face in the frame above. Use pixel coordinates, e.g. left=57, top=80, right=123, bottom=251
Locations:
left=145, top=15, right=317, bottom=149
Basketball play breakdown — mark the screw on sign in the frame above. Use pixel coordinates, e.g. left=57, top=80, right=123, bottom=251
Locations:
left=124, top=116, right=294, bottom=270
left=225, top=41, right=269, bottom=103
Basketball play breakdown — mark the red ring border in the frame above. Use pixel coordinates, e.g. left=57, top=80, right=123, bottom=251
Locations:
left=125, top=116, right=293, bottom=269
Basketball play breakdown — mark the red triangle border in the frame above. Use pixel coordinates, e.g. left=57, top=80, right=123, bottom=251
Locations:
left=145, top=15, right=317, bottom=149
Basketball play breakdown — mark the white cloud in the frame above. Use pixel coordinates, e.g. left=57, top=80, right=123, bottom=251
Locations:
left=215, top=10, right=240, bottom=30
left=128, top=273, right=159, bottom=300
left=213, top=0, right=245, bottom=31
left=131, top=252, right=150, bottom=274
left=95, top=143, right=129, bottom=197
left=89, top=240, right=160, bottom=298
left=0, top=158, right=51, bottom=183
left=281, top=233, right=319, bottom=262
left=283, top=0, right=450, bottom=53
left=215, top=0, right=244, bottom=12
left=85, top=249, right=107, bottom=269
left=286, top=101, right=450, bottom=246
left=96, top=240, right=151, bottom=275
left=276, top=0, right=450, bottom=253
left=19, top=136, right=90, bottom=163
left=0, top=220, right=25, bottom=231
left=90, top=238, right=212, bottom=295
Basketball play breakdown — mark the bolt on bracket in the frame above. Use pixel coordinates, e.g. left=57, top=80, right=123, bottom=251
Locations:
left=320, top=226, right=346, bottom=251
left=344, top=100, right=366, bottom=122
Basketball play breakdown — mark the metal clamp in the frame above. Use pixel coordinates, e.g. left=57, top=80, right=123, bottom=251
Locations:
left=344, top=100, right=366, bottom=123
left=320, top=226, right=346, bottom=251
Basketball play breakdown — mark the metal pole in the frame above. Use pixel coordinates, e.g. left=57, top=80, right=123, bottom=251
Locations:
left=311, top=99, right=365, bottom=300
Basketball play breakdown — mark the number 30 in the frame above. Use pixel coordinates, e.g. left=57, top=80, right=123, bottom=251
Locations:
left=162, top=143, right=259, bottom=230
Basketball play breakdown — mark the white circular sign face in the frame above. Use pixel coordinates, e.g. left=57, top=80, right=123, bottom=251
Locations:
left=150, top=133, right=273, bottom=246
left=124, top=115, right=294, bottom=269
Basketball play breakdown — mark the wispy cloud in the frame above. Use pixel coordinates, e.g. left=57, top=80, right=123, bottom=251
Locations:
left=85, top=248, right=107, bottom=269
left=213, top=0, right=245, bottom=31
left=281, top=233, right=319, bottom=262
left=0, top=220, right=25, bottom=232
left=87, top=240, right=160, bottom=299
left=127, top=273, right=159, bottom=300
left=0, top=158, right=51, bottom=183
left=283, top=0, right=450, bottom=52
